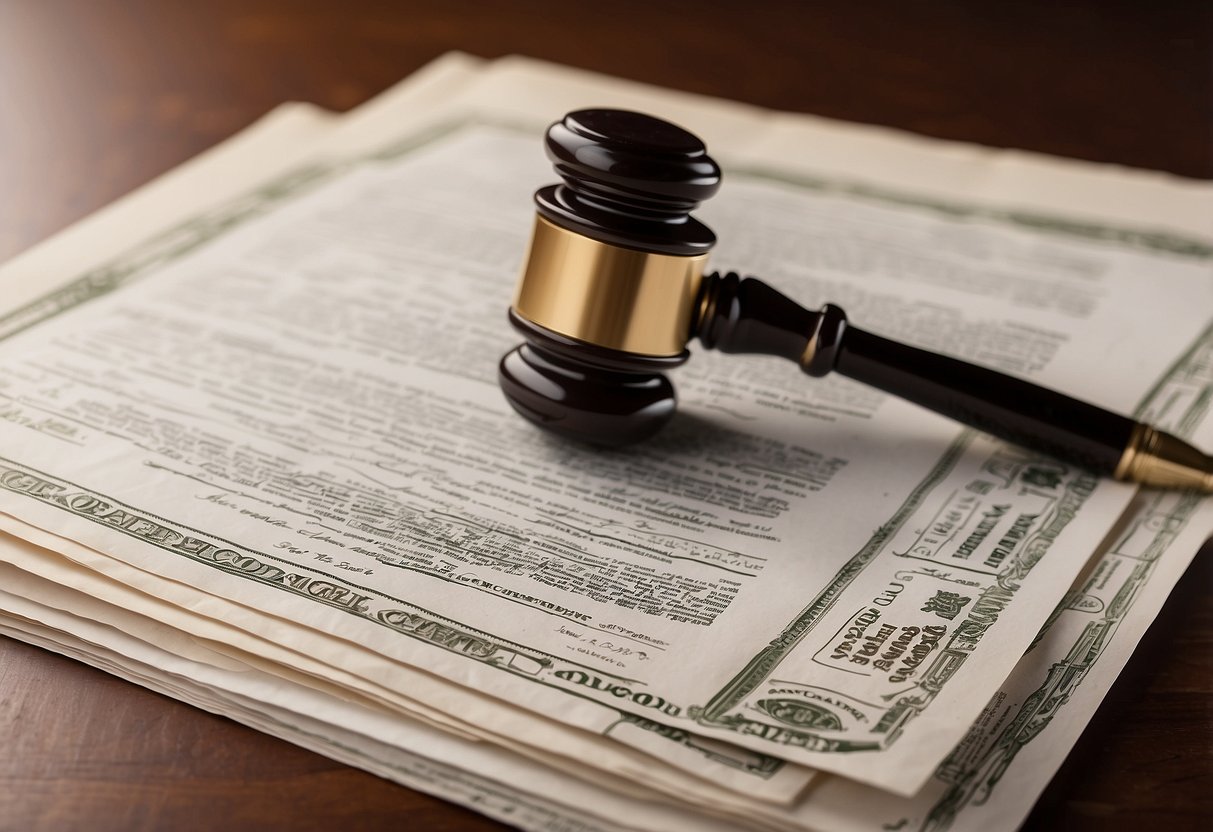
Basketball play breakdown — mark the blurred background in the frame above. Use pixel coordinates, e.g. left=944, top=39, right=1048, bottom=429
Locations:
left=0, top=2, right=1209, bottom=830
left=1, top=1, right=1209, bottom=262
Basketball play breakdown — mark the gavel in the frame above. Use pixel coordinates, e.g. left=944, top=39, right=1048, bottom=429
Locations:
left=499, top=109, right=1213, bottom=493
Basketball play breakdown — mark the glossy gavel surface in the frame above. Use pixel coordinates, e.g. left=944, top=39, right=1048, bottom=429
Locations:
left=696, top=272, right=1137, bottom=473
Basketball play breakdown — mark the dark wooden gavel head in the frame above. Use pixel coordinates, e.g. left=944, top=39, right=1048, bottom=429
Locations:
left=499, top=109, right=724, bottom=445
left=498, top=112, right=1213, bottom=493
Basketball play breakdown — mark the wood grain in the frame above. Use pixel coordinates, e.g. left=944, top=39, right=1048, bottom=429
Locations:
left=0, top=1, right=1209, bottom=829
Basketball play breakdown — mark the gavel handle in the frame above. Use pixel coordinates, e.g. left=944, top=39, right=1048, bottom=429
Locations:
left=696, top=272, right=1213, bottom=491
left=833, top=324, right=1131, bottom=472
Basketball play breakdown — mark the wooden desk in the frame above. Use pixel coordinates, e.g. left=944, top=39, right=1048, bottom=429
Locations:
left=0, top=2, right=1209, bottom=829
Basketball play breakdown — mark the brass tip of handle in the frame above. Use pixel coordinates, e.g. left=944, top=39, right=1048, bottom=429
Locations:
left=1115, top=423, right=1213, bottom=493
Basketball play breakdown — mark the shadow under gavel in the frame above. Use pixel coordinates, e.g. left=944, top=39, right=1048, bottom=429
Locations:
left=499, top=109, right=1212, bottom=493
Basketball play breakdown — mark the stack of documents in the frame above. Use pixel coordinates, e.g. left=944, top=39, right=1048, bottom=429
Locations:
left=0, top=54, right=1209, bottom=831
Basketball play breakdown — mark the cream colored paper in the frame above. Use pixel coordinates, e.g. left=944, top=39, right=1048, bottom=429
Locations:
left=0, top=110, right=1207, bottom=793
left=2, top=478, right=1211, bottom=831
left=0, top=518, right=812, bottom=809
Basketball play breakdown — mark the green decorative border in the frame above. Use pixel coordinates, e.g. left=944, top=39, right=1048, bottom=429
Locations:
left=695, top=433, right=972, bottom=727
left=911, top=320, right=1213, bottom=831
left=690, top=441, right=1101, bottom=752
left=0, top=165, right=337, bottom=342
left=0, top=455, right=786, bottom=780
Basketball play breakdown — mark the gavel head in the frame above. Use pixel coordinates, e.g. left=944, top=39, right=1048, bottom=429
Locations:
left=499, top=109, right=722, bottom=445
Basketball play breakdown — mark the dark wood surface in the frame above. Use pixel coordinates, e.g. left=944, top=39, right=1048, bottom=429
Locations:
left=0, top=2, right=1209, bottom=829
